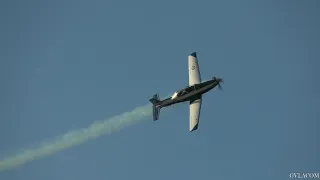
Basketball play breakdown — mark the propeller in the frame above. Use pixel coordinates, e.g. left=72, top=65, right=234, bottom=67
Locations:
left=212, top=77, right=223, bottom=90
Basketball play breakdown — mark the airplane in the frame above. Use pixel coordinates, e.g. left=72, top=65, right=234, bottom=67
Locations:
left=149, top=52, right=223, bottom=132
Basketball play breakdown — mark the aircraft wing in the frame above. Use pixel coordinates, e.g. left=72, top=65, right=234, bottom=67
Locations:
left=189, top=97, right=202, bottom=132
left=188, top=52, right=201, bottom=86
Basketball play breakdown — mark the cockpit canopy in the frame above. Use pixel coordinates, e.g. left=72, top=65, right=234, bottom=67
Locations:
left=171, top=86, right=191, bottom=99
left=171, top=85, right=196, bottom=99
left=171, top=91, right=180, bottom=99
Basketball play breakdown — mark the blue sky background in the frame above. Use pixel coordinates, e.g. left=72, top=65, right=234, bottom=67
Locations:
left=1, top=0, right=319, bottom=179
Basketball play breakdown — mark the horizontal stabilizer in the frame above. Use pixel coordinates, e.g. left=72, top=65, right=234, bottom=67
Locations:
left=149, top=94, right=161, bottom=121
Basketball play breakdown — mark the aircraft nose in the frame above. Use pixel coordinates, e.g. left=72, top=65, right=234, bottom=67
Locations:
left=212, top=77, right=222, bottom=82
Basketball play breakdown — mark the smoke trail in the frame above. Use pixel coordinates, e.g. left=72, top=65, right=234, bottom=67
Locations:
left=0, top=103, right=155, bottom=171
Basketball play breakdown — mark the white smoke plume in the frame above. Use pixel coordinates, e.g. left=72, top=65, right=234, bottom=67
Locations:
left=0, top=102, right=156, bottom=171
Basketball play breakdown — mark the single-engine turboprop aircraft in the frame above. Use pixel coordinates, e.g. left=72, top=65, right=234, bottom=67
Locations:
left=149, top=52, right=223, bottom=132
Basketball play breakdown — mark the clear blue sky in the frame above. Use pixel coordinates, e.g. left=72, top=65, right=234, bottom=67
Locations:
left=1, top=0, right=319, bottom=179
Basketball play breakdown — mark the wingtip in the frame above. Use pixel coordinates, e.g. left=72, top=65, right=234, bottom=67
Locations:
left=189, top=52, right=197, bottom=58
left=189, top=124, right=199, bottom=132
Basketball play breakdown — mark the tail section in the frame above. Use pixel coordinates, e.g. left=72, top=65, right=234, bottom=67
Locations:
left=149, top=94, right=161, bottom=121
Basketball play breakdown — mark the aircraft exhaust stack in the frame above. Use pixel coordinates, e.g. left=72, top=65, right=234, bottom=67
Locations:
left=149, top=94, right=161, bottom=121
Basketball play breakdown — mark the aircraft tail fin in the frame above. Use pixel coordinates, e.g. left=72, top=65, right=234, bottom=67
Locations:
left=149, top=94, right=161, bottom=121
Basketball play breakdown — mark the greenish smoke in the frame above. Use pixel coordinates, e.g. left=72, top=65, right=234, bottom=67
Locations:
left=0, top=103, right=154, bottom=171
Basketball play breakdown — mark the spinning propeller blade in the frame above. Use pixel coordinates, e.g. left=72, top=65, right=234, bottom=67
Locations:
left=213, top=77, right=223, bottom=90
